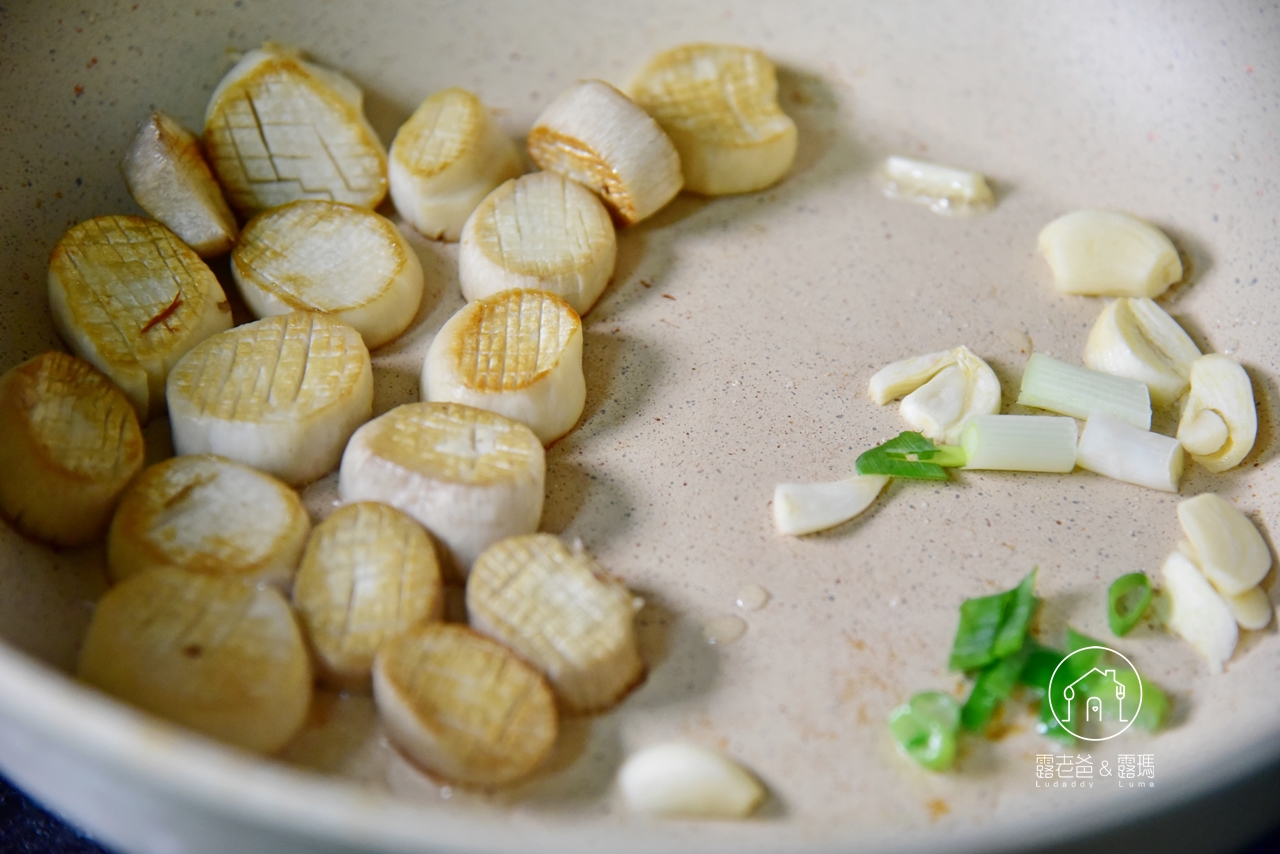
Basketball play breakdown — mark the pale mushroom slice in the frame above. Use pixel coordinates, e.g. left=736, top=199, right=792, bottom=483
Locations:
left=373, top=623, right=557, bottom=786
left=120, top=111, right=238, bottom=257
left=166, top=312, right=373, bottom=486
left=629, top=43, right=796, bottom=196
left=1177, top=354, right=1257, bottom=473
left=204, top=42, right=388, bottom=216
left=232, top=200, right=425, bottom=349
left=292, top=502, right=443, bottom=691
left=527, top=80, right=683, bottom=225
left=1176, top=493, right=1272, bottom=597
left=867, top=346, right=1001, bottom=445
left=47, top=215, right=233, bottom=422
left=107, top=454, right=310, bottom=588
left=1038, top=210, right=1182, bottom=298
left=1084, top=297, right=1201, bottom=407
left=459, top=172, right=617, bottom=315
left=77, top=567, right=312, bottom=754
left=467, top=534, right=644, bottom=714
left=388, top=87, right=523, bottom=241
left=338, top=402, right=545, bottom=575
left=1161, top=550, right=1238, bottom=672
left=422, top=289, right=585, bottom=444
left=0, top=352, right=144, bottom=547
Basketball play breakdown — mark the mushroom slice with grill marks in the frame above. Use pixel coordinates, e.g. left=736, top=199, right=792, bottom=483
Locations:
left=232, top=200, right=424, bottom=350
left=47, top=215, right=232, bottom=422
left=338, top=402, right=544, bottom=576
left=203, top=42, right=388, bottom=216
left=292, top=501, right=443, bottom=691
left=422, top=289, right=585, bottom=444
left=166, top=312, right=373, bottom=486
left=0, top=352, right=144, bottom=547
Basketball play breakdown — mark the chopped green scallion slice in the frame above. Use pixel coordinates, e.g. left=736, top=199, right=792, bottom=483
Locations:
left=1108, top=572, right=1154, bottom=637
left=961, top=644, right=1032, bottom=733
left=949, top=569, right=1040, bottom=671
left=888, top=691, right=961, bottom=771
left=856, top=431, right=966, bottom=480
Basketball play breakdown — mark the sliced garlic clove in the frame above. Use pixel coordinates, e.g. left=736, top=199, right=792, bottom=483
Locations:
left=204, top=42, right=387, bottom=216
left=373, top=623, right=557, bottom=786
left=47, top=215, right=233, bottom=422
left=293, top=502, right=443, bottom=691
left=1225, top=585, right=1273, bottom=631
left=77, top=567, right=313, bottom=753
left=232, top=200, right=424, bottom=350
left=882, top=156, right=993, bottom=215
left=1084, top=298, right=1200, bottom=407
left=629, top=43, right=796, bottom=196
left=388, top=87, right=524, bottom=242
left=618, top=742, right=765, bottom=819
left=0, top=353, right=144, bottom=547
left=422, top=289, right=585, bottom=444
left=1161, top=550, right=1238, bottom=672
left=1177, top=354, right=1257, bottom=472
left=467, top=533, right=643, bottom=714
left=527, top=80, right=683, bottom=226
left=1176, top=493, right=1271, bottom=596
left=868, top=346, right=1000, bottom=444
left=166, top=312, right=373, bottom=486
left=772, top=474, right=889, bottom=536
left=107, top=454, right=310, bottom=587
left=1076, top=411, right=1183, bottom=493
left=338, top=402, right=545, bottom=575
left=459, top=172, right=617, bottom=315
left=120, top=111, right=238, bottom=257
left=1038, top=209, right=1182, bottom=298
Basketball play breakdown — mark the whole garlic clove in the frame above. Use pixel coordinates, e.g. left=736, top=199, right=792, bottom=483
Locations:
left=1176, top=493, right=1272, bottom=597
left=1161, top=550, right=1238, bottom=672
left=867, top=346, right=1000, bottom=445
left=1083, top=298, right=1201, bottom=407
left=1038, top=209, right=1182, bottom=298
left=1177, top=354, right=1257, bottom=473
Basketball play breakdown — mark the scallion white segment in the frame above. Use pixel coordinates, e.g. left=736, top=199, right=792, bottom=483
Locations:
left=1076, top=412, right=1183, bottom=492
left=773, top=475, right=889, bottom=536
left=960, top=415, right=1078, bottom=473
left=1017, top=352, right=1151, bottom=430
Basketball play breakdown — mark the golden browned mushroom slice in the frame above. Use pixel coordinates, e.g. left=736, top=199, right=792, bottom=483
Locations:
left=107, top=454, right=310, bottom=587
left=232, top=200, right=424, bottom=350
left=388, top=87, right=523, bottom=241
left=339, top=402, right=544, bottom=575
left=47, top=215, right=233, bottom=422
left=292, top=502, right=443, bottom=691
left=467, top=534, right=643, bottom=714
left=527, top=80, right=682, bottom=225
left=629, top=43, right=797, bottom=196
left=78, top=567, right=312, bottom=753
left=204, top=42, right=388, bottom=216
left=422, top=289, right=585, bottom=444
left=166, top=312, right=372, bottom=486
left=120, top=111, right=238, bottom=257
left=459, top=172, right=616, bottom=316
left=0, top=352, right=144, bottom=547
left=373, top=623, right=557, bottom=786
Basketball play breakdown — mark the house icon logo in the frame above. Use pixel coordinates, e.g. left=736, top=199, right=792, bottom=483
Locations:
left=1047, top=646, right=1144, bottom=741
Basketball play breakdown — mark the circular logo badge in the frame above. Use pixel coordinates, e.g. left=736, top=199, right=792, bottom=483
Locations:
left=1047, top=646, right=1144, bottom=742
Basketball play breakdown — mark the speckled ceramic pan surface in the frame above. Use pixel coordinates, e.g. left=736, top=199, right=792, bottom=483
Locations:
left=1, top=2, right=1278, bottom=853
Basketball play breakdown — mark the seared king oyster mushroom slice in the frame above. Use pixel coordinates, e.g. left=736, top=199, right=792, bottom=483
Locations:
left=166, top=312, right=373, bottom=486
left=47, top=215, right=232, bottom=422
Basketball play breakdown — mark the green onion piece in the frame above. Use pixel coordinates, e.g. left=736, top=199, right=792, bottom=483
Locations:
left=1017, top=352, right=1152, bottom=430
left=1113, top=668, right=1169, bottom=731
left=961, top=644, right=1032, bottom=732
left=1019, top=643, right=1065, bottom=692
left=992, top=568, right=1039, bottom=659
left=1038, top=694, right=1076, bottom=743
left=960, top=414, right=1078, bottom=473
left=1108, top=572, right=1154, bottom=636
left=856, top=431, right=965, bottom=480
left=888, top=691, right=961, bottom=771
left=949, top=569, right=1040, bottom=671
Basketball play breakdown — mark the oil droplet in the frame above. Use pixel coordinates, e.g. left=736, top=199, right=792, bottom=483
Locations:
left=735, top=584, right=770, bottom=611
left=703, top=615, right=747, bottom=646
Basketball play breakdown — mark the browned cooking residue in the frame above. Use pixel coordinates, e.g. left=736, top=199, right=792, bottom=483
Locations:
left=141, top=294, right=183, bottom=333
left=926, top=798, right=950, bottom=821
